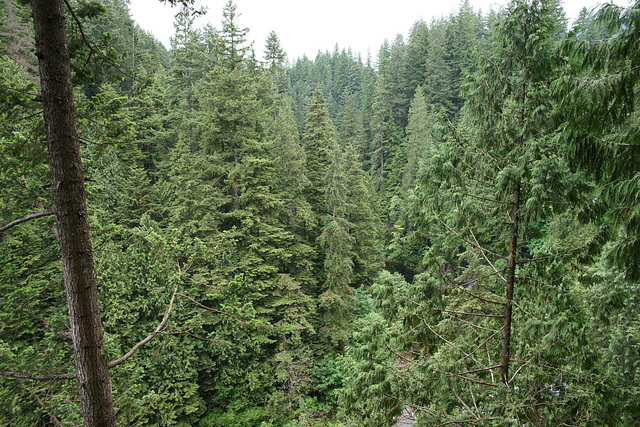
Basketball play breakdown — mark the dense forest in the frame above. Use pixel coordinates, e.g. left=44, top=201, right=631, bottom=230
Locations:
left=1, top=0, right=640, bottom=425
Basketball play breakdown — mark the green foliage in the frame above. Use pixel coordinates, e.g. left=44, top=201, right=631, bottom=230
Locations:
left=5, top=0, right=640, bottom=424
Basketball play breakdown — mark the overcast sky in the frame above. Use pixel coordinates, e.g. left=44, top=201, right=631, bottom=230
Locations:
left=129, top=0, right=615, bottom=63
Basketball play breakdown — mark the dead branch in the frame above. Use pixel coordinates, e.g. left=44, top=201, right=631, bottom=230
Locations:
left=108, top=282, right=179, bottom=368
left=0, top=371, right=76, bottom=380
left=33, top=393, right=64, bottom=427
left=453, top=387, right=479, bottom=421
left=509, top=361, right=528, bottom=384
left=2, top=282, right=179, bottom=380
left=0, top=210, right=55, bottom=234
left=421, top=319, right=489, bottom=370
left=176, top=292, right=233, bottom=316
left=469, top=227, right=507, bottom=283
left=440, top=309, right=504, bottom=318
left=464, top=327, right=504, bottom=362
left=436, top=366, right=499, bottom=388
left=455, top=364, right=502, bottom=376
left=438, top=217, right=507, bottom=260
left=469, top=383, right=479, bottom=418
left=437, top=418, right=496, bottom=426
left=436, top=262, right=506, bottom=306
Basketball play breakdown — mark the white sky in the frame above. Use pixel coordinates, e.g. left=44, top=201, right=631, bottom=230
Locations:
left=129, top=0, right=613, bottom=62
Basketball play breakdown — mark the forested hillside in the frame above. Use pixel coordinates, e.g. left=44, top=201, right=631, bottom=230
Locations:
left=1, top=0, right=640, bottom=425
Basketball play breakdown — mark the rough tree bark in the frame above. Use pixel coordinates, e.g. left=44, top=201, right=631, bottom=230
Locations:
left=31, top=0, right=116, bottom=425
left=500, top=183, right=520, bottom=385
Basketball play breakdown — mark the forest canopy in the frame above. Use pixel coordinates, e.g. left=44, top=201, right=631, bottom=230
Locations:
left=1, top=0, right=640, bottom=425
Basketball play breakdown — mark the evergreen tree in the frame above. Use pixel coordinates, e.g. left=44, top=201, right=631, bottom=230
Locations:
left=169, top=5, right=206, bottom=115
left=572, top=6, right=610, bottom=40
left=414, top=0, right=595, bottom=423
left=423, top=19, right=456, bottom=115
left=445, top=0, right=485, bottom=113
left=264, top=30, right=288, bottom=117
left=386, top=86, right=438, bottom=269
left=0, top=0, right=37, bottom=78
left=557, top=0, right=640, bottom=278
left=317, top=146, right=354, bottom=349
left=343, top=143, right=382, bottom=287
left=403, top=20, right=430, bottom=98
left=302, top=88, right=337, bottom=220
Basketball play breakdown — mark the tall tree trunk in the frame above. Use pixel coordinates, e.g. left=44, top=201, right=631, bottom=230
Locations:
left=31, top=0, right=116, bottom=425
left=500, top=183, right=520, bottom=384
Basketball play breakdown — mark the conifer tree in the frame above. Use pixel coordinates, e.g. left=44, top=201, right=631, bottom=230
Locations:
left=189, top=4, right=318, bottom=419
left=417, top=0, right=595, bottom=422
left=169, top=5, right=206, bottom=118
left=558, top=0, right=640, bottom=278
left=423, top=20, right=456, bottom=115
left=386, top=86, right=437, bottom=269
left=343, top=1, right=598, bottom=424
left=445, top=0, right=485, bottom=113
left=264, top=30, right=288, bottom=116
left=403, top=20, right=430, bottom=98
left=343, top=143, right=382, bottom=287
left=302, top=88, right=337, bottom=221
left=317, top=146, right=354, bottom=349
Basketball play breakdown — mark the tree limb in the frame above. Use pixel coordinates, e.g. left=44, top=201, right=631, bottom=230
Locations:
left=464, top=326, right=504, bottom=362
left=455, top=364, right=502, bottom=376
left=421, top=318, right=490, bottom=370
left=438, top=217, right=507, bottom=260
left=0, top=210, right=55, bottom=234
left=436, top=262, right=506, bottom=305
left=0, top=371, right=76, bottom=380
left=176, top=292, right=232, bottom=316
left=107, top=282, right=179, bottom=368
left=33, top=393, right=64, bottom=427
left=469, top=227, right=507, bottom=283
left=436, top=366, right=499, bottom=388
left=1, top=283, right=179, bottom=380
left=440, top=309, right=504, bottom=318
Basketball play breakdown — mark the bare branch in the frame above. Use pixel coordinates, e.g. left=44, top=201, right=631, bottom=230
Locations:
left=0, top=210, right=55, bottom=234
left=421, top=319, right=489, bottom=369
left=469, top=383, right=480, bottom=418
left=108, top=282, right=179, bottom=368
left=436, top=262, right=506, bottom=305
left=437, top=418, right=496, bottom=426
left=0, top=371, right=76, bottom=380
left=453, top=388, right=478, bottom=421
left=464, top=327, right=504, bottom=361
left=455, top=364, right=502, bottom=376
left=509, top=361, right=528, bottom=384
left=437, top=367, right=499, bottom=388
left=438, top=217, right=508, bottom=260
left=176, top=293, right=234, bottom=316
left=33, top=393, right=64, bottom=427
left=440, top=309, right=504, bottom=318
left=512, top=299, right=538, bottom=320
left=469, top=227, right=507, bottom=283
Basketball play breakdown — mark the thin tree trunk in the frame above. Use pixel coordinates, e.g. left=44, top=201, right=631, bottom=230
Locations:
left=31, top=0, right=115, bottom=425
left=500, top=183, right=520, bottom=384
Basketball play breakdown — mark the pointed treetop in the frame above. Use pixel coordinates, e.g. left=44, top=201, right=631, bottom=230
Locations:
left=265, top=31, right=286, bottom=67
left=221, top=0, right=250, bottom=64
